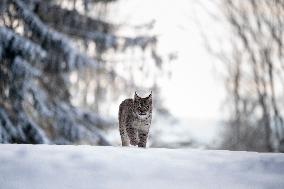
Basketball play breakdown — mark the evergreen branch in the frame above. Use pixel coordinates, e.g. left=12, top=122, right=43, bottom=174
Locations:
left=0, top=26, right=46, bottom=61
left=12, top=0, right=99, bottom=71
left=34, top=1, right=113, bottom=35
left=30, top=0, right=156, bottom=51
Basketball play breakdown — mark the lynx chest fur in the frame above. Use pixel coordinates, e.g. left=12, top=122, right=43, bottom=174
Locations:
left=132, top=117, right=151, bottom=131
left=118, top=92, right=152, bottom=148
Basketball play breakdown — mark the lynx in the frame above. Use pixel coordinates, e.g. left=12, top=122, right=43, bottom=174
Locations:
left=118, top=92, right=152, bottom=148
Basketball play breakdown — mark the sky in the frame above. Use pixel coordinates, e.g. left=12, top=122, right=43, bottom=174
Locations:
left=111, top=0, right=226, bottom=120
left=106, top=0, right=229, bottom=144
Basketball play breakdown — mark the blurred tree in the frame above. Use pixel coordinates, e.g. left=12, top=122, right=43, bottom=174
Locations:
left=0, top=0, right=166, bottom=144
left=218, top=0, right=284, bottom=152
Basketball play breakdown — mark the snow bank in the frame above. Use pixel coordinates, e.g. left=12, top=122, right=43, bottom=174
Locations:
left=0, top=144, right=283, bottom=189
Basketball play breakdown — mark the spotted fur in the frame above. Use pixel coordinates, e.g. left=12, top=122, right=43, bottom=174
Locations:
left=118, top=92, right=152, bottom=148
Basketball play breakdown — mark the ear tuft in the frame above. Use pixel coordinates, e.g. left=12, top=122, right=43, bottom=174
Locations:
left=147, top=91, right=152, bottom=98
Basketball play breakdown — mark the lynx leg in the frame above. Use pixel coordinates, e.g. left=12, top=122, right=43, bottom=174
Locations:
left=119, top=126, right=129, bottom=146
left=119, top=102, right=130, bottom=146
left=138, top=130, right=149, bottom=148
left=127, top=127, right=138, bottom=146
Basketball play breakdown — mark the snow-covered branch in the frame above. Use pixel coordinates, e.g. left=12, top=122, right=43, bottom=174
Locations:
left=0, top=27, right=46, bottom=61
left=31, top=0, right=157, bottom=51
left=0, top=108, right=18, bottom=143
left=12, top=0, right=99, bottom=71
left=52, top=102, right=111, bottom=145
left=34, top=1, right=113, bottom=35
left=0, top=107, right=49, bottom=144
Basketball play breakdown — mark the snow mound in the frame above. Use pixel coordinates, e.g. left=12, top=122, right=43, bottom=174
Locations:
left=0, top=144, right=283, bottom=189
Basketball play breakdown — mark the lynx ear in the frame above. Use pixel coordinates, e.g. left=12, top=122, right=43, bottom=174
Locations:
left=134, top=91, right=140, bottom=99
left=146, top=91, right=152, bottom=99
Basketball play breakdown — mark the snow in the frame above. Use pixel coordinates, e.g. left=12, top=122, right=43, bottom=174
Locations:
left=0, top=145, right=283, bottom=189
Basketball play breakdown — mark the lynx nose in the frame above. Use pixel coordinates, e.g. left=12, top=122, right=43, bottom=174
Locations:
left=140, top=111, right=146, bottom=115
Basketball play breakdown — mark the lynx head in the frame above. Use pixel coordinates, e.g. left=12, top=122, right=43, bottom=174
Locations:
left=133, top=91, right=152, bottom=118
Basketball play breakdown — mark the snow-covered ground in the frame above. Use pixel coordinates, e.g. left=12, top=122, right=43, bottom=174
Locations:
left=0, top=145, right=283, bottom=189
